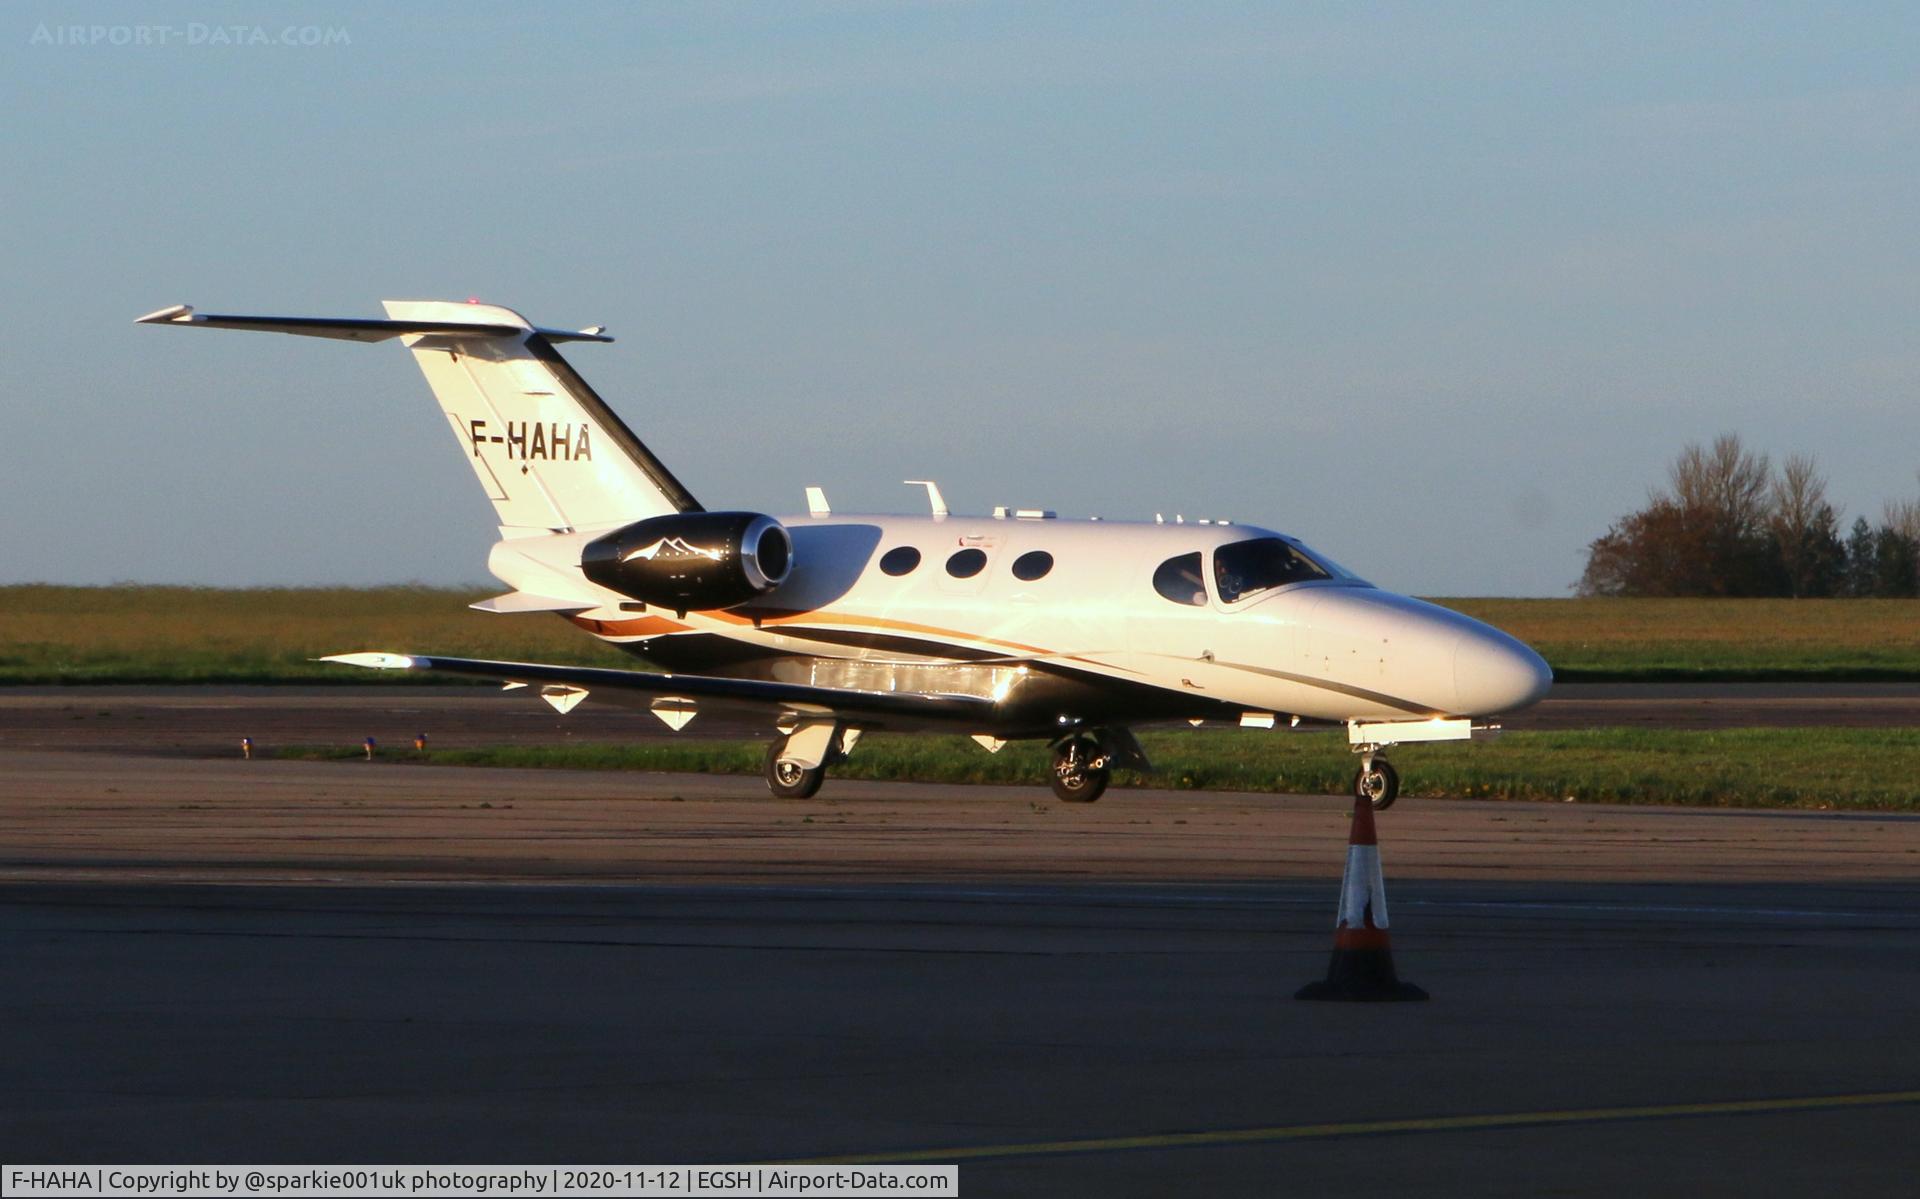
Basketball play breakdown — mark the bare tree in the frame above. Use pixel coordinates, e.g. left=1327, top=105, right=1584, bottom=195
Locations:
left=1884, top=497, right=1920, bottom=545
left=1669, top=433, right=1772, bottom=538
left=1771, top=454, right=1827, bottom=532
left=1880, top=478, right=1920, bottom=597
left=1768, top=454, right=1844, bottom=597
left=1654, top=433, right=1776, bottom=594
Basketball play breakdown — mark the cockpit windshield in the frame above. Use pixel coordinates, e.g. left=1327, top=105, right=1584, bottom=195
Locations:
left=1211, top=537, right=1337, bottom=603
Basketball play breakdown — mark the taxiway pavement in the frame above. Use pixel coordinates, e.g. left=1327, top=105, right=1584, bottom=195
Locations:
left=5, top=869, right=1919, bottom=1196
left=3, top=690, right=1918, bottom=1194
left=3, top=681, right=1919, bottom=762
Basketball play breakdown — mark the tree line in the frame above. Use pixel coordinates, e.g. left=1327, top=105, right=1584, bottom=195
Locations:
left=1578, top=434, right=1920, bottom=598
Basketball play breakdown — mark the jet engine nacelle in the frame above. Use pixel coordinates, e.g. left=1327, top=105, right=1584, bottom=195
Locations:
left=581, top=511, right=792, bottom=611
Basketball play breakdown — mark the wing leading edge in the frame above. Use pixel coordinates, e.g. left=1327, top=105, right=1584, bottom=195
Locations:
left=320, top=652, right=996, bottom=728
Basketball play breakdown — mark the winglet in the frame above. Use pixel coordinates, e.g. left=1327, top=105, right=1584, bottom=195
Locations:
left=319, top=652, right=419, bottom=670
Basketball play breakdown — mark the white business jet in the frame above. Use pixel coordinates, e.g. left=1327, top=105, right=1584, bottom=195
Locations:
left=139, top=300, right=1551, bottom=808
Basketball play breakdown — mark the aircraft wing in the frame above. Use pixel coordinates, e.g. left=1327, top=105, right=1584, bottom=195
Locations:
left=319, top=652, right=995, bottom=728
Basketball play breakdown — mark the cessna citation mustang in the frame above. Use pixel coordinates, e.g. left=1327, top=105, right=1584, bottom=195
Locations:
left=139, top=299, right=1552, bottom=809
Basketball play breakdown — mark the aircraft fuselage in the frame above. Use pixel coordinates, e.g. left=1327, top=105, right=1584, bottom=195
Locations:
left=488, top=512, right=1551, bottom=737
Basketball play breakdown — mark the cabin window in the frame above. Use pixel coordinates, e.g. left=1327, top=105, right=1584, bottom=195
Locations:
left=1011, top=550, right=1054, bottom=581
left=1152, top=552, right=1207, bottom=606
left=879, top=546, right=921, bottom=576
left=946, top=548, right=988, bottom=578
left=1212, top=537, right=1331, bottom=603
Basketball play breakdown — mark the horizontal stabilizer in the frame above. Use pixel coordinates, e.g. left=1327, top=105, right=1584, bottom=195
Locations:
left=135, top=303, right=613, bottom=343
left=139, top=297, right=697, bottom=531
left=469, top=592, right=598, bottom=615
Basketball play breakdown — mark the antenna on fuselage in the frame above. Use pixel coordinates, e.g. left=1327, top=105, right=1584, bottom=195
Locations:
left=904, top=480, right=949, bottom=519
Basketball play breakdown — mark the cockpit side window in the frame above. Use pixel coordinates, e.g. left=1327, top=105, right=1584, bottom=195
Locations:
left=1152, top=552, right=1208, bottom=606
left=1212, top=538, right=1332, bottom=603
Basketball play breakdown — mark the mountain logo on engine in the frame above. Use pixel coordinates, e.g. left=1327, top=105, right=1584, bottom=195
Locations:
left=621, top=537, right=726, bottom=564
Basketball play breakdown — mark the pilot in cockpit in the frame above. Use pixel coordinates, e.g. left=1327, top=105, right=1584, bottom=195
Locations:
left=1214, top=557, right=1244, bottom=604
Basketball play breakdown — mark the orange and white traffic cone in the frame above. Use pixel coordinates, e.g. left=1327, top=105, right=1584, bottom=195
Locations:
left=1295, top=791, right=1428, bottom=1002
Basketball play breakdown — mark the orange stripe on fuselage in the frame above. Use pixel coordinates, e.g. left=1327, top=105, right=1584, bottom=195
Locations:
left=571, top=605, right=1055, bottom=660
left=725, top=608, right=1055, bottom=658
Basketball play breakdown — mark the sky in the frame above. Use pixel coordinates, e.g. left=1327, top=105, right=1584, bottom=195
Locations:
left=4, top=2, right=1918, bottom=596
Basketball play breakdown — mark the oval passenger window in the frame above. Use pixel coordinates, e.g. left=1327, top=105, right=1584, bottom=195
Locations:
left=1011, top=550, right=1054, bottom=581
left=879, top=546, right=921, bottom=576
left=945, top=548, right=988, bottom=578
left=1152, top=552, right=1208, bottom=606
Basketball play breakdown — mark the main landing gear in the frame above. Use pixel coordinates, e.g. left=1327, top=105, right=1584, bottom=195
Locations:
left=1353, top=754, right=1400, bottom=811
left=1049, top=736, right=1112, bottom=803
left=764, top=721, right=1144, bottom=804
left=764, top=724, right=858, bottom=799
left=765, top=739, right=826, bottom=799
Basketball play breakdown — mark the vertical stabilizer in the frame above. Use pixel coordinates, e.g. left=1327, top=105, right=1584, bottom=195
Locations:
left=384, top=300, right=700, bottom=532
left=138, top=298, right=702, bottom=533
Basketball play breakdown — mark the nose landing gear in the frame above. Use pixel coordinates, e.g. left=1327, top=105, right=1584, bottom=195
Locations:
left=1344, top=716, right=1486, bottom=811
left=1352, top=755, right=1400, bottom=810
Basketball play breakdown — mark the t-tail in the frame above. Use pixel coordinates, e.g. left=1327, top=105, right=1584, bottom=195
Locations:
left=135, top=300, right=700, bottom=534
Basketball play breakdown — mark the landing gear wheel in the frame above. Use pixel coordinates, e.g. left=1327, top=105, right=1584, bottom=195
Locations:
left=1050, top=738, right=1111, bottom=803
left=765, top=738, right=825, bottom=799
left=1354, top=759, right=1400, bottom=810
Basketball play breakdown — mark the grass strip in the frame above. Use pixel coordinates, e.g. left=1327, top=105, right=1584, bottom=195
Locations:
left=1445, top=597, right=1920, bottom=682
left=7, top=587, right=1920, bottom=684
left=0, top=584, right=629, bottom=684
left=276, top=727, right=1920, bottom=811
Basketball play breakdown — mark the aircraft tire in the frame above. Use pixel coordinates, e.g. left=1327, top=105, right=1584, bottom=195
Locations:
left=1354, top=759, right=1400, bottom=810
left=765, top=739, right=826, bottom=800
left=1049, top=738, right=1110, bottom=803
left=1050, top=765, right=1109, bottom=803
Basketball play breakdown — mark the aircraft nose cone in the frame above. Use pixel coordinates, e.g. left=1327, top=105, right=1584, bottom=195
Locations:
left=1452, top=630, right=1553, bottom=715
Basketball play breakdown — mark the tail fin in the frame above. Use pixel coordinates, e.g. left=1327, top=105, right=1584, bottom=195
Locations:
left=137, top=299, right=700, bottom=532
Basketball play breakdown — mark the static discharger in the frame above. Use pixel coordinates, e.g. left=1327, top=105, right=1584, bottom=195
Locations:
left=1296, top=791, right=1428, bottom=1002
